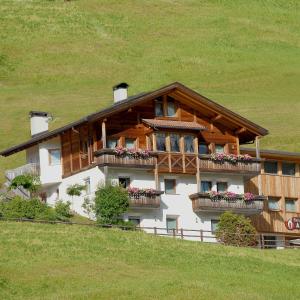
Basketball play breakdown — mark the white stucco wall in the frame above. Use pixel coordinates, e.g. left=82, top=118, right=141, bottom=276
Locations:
left=26, top=145, right=40, bottom=164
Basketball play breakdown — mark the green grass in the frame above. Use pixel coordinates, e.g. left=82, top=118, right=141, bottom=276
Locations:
left=0, top=221, right=299, bottom=299
left=0, top=0, right=300, bottom=183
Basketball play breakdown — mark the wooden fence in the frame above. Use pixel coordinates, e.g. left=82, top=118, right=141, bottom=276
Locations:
left=1, top=218, right=299, bottom=249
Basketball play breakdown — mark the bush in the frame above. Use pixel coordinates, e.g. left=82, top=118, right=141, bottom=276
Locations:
left=55, top=200, right=72, bottom=220
left=94, top=184, right=129, bottom=224
left=215, top=211, right=257, bottom=247
left=9, top=174, right=41, bottom=194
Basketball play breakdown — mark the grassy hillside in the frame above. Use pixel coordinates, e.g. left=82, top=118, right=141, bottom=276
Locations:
left=0, top=0, right=300, bottom=182
left=0, top=221, right=299, bottom=299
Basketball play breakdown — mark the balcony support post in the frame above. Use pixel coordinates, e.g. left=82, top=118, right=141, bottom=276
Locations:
left=195, top=137, right=201, bottom=192
left=101, top=119, right=107, bottom=149
left=255, top=136, right=262, bottom=194
left=236, top=136, right=240, bottom=155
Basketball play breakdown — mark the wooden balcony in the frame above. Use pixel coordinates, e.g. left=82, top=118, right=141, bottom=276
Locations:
left=198, top=155, right=261, bottom=175
left=157, top=153, right=197, bottom=174
left=129, top=191, right=163, bottom=209
left=190, top=193, right=266, bottom=215
left=94, top=148, right=157, bottom=169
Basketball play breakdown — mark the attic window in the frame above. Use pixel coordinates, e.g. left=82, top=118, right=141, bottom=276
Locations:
left=155, top=100, right=164, bottom=117
left=154, top=97, right=177, bottom=117
left=167, top=99, right=176, bottom=117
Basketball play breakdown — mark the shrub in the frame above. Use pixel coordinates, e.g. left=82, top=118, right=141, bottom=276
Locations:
left=9, top=174, right=41, bottom=194
left=55, top=200, right=72, bottom=219
left=94, top=184, right=129, bottom=224
left=215, top=211, right=257, bottom=247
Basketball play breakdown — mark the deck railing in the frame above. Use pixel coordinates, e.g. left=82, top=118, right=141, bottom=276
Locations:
left=94, top=148, right=157, bottom=169
left=129, top=192, right=163, bottom=208
left=198, top=155, right=261, bottom=174
left=5, top=163, right=40, bottom=181
left=190, top=193, right=265, bottom=215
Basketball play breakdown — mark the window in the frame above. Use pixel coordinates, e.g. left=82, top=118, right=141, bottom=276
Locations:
left=215, top=144, right=224, bottom=154
left=282, top=162, right=296, bottom=176
left=217, top=182, right=228, bottom=192
left=285, top=198, right=296, bottom=212
left=107, top=138, right=118, bottom=149
left=125, top=138, right=136, bottom=149
left=84, top=177, right=91, bottom=194
left=263, top=235, right=277, bottom=249
left=211, top=220, right=219, bottom=233
left=166, top=217, right=177, bottom=232
left=156, top=133, right=166, bottom=151
left=128, top=217, right=140, bottom=226
left=264, top=161, right=278, bottom=174
left=170, top=134, right=180, bottom=152
left=167, top=100, right=176, bottom=117
left=184, top=135, right=194, bottom=153
left=268, top=197, right=280, bottom=211
left=155, top=100, right=164, bottom=117
left=165, top=179, right=176, bottom=194
left=49, top=149, right=61, bottom=165
left=201, top=181, right=212, bottom=192
left=119, top=177, right=130, bottom=188
left=199, top=143, right=209, bottom=155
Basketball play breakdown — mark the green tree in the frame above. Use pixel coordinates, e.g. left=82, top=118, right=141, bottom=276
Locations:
left=9, top=174, right=41, bottom=197
left=215, top=211, right=257, bottom=247
left=94, top=184, right=129, bottom=224
left=66, top=184, right=86, bottom=210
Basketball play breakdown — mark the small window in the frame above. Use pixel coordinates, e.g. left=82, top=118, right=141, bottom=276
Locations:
left=282, top=162, right=296, bottom=176
left=166, top=217, right=177, bottom=232
left=264, top=161, right=278, bottom=174
left=217, top=182, right=228, bottom=192
left=215, top=144, right=224, bottom=154
left=84, top=177, right=91, bottom=194
left=156, top=133, right=166, bottom=151
left=268, top=197, right=280, bottom=211
left=125, top=138, right=136, bottom=149
left=128, top=217, right=140, bottom=226
left=201, top=181, right=212, bottom=193
left=184, top=135, right=194, bottom=153
left=119, top=177, right=130, bottom=188
left=285, top=198, right=296, bottom=212
left=165, top=179, right=176, bottom=194
left=155, top=100, right=164, bottom=117
left=199, top=143, right=209, bottom=155
left=170, top=134, right=180, bottom=152
left=49, top=149, right=61, bottom=165
left=211, top=220, right=219, bottom=233
left=107, top=138, right=118, bottom=149
left=167, top=100, right=176, bottom=117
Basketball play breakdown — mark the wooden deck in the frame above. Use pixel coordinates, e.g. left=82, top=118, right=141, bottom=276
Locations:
left=190, top=193, right=265, bottom=215
left=129, top=193, right=161, bottom=209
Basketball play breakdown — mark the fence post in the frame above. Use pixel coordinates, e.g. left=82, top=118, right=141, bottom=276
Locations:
left=172, top=228, right=176, bottom=238
left=154, top=227, right=157, bottom=236
left=259, top=234, right=264, bottom=249
left=180, top=228, right=183, bottom=239
left=200, top=229, right=203, bottom=242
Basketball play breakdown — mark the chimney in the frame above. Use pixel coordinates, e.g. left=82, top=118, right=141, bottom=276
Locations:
left=113, top=82, right=129, bottom=102
left=29, top=111, right=52, bottom=137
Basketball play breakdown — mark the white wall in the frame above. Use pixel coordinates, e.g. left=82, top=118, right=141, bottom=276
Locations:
left=26, top=145, right=40, bottom=164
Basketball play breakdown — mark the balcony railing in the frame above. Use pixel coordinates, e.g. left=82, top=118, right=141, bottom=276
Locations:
left=5, top=163, right=40, bottom=181
left=94, top=148, right=157, bottom=169
left=198, top=155, right=261, bottom=175
left=129, top=191, right=163, bottom=208
left=190, top=193, right=266, bottom=215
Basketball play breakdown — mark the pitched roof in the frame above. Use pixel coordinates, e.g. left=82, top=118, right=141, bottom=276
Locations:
left=241, top=147, right=300, bottom=160
left=0, top=82, right=269, bottom=157
left=142, top=119, right=207, bottom=131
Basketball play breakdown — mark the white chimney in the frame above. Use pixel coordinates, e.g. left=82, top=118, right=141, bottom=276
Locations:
left=29, top=111, right=52, bottom=137
left=113, top=82, right=129, bottom=102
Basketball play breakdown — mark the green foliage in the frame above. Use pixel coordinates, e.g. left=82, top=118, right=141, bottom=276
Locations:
left=0, top=197, right=72, bottom=221
left=9, top=174, right=41, bottom=194
left=215, top=211, right=257, bottom=247
left=94, top=185, right=129, bottom=224
left=66, top=184, right=86, bottom=197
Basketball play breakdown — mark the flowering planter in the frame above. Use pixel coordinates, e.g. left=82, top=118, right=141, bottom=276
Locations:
left=94, top=148, right=157, bottom=169
left=198, top=154, right=261, bottom=174
left=189, top=192, right=266, bottom=215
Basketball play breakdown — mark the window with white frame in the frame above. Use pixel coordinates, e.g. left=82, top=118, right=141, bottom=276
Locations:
left=268, top=197, right=280, bottom=211
left=49, top=149, right=61, bottom=165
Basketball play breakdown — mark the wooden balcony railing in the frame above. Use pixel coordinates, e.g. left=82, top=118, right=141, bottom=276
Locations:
left=94, top=148, right=157, bottom=169
left=157, top=153, right=197, bottom=174
left=190, top=193, right=266, bottom=215
left=129, top=191, right=163, bottom=209
left=198, top=155, right=261, bottom=175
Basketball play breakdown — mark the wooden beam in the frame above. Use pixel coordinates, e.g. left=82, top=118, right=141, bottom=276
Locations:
left=236, top=137, right=240, bottom=155
left=235, top=127, right=246, bottom=135
left=102, top=120, right=107, bottom=148
left=255, top=136, right=260, bottom=159
left=211, top=114, right=222, bottom=122
left=195, top=136, right=201, bottom=192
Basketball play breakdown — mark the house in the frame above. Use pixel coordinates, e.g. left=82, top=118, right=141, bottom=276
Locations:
left=1, top=82, right=299, bottom=245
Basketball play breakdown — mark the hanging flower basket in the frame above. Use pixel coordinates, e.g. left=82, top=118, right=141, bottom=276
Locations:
left=114, top=146, right=151, bottom=159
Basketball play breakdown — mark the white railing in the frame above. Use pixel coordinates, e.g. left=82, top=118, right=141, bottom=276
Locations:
left=5, top=163, right=40, bottom=181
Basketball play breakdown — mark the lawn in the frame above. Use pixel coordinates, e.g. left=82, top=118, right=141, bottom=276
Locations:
left=0, top=0, right=300, bottom=182
left=0, top=221, right=299, bottom=299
